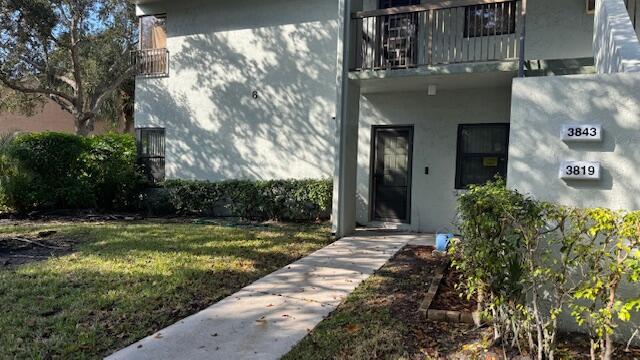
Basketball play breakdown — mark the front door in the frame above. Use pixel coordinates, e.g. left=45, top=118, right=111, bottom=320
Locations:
left=371, top=126, right=413, bottom=222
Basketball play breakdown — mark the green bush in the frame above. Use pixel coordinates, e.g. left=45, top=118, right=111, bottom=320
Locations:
left=452, top=179, right=640, bottom=360
left=84, top=134, right=141, bottom=209
left=148, top=179, right=332, bottom=221
left=3, top=132, right=142, bottom=212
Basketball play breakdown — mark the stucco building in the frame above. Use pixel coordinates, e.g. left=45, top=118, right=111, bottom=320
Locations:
left=130, top=0, right=640, bottom=237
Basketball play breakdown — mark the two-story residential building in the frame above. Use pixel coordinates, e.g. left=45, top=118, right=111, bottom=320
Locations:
left=130, top=0, right=640, bottom=238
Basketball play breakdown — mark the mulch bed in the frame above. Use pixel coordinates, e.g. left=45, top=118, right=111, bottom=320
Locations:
left=380, top=245, right=640, bottom=359
left=430, top=265, right=477, bottom=312
left=0, top=231, right=78, bottom=266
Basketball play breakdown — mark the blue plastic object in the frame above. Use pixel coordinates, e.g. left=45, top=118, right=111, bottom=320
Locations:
left=436, top=233, right=454, bottom=252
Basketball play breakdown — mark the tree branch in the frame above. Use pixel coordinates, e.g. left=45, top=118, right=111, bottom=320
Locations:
left=0, top=75, right=75, bottom=105
left=89, top=65, right=135, bottom=115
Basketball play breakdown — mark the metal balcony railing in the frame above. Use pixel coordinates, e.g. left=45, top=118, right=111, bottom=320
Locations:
left=131, top=48, right=169, bottom=77
left=351, top=0, right=525, bottom=71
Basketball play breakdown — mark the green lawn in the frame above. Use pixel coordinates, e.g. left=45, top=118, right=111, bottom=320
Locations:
left=0, top=220, right=332, bottom=359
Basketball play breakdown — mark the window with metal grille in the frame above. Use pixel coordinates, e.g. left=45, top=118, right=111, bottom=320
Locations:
left=464, top=1, right=517, bottom=38
left=455, top=124, right=509, bottom=189
left=136, top=128, right=165, bottom=183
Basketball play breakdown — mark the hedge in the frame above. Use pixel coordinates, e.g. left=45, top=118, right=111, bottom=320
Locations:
left=145, top=179, right=333, bottom=221
left=2, top=132, right=142, bottom=212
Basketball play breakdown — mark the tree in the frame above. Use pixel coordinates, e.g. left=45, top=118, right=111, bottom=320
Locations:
left=0, top=0, right=137, bottom=135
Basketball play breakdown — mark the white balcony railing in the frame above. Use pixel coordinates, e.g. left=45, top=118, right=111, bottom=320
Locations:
left=594, top=0, right=640, bottom=73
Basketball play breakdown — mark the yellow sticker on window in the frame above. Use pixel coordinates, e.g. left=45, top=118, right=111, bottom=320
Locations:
left=483, top=157, right=499, bottom=167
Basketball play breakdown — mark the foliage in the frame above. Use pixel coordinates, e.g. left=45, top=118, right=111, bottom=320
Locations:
left=451, top=178, right=532, bottom=348
left=0, top=0, right=137, bottom=135
left=0, top=131, right=17, bottom=211
left=84, top=133, right=141, bottom=209
left=2, top=132, right=142, bottom=211
left=4, top=132, right=93, bottom=210
left=568, top=209, right=640, bottom=360
left=0, top=86, right=45, bottom=116
left=149, top=179, right=333, bottom=221
left=452, top=180, right=640, bottom=360
left=0, top=221, right=331, bottom=358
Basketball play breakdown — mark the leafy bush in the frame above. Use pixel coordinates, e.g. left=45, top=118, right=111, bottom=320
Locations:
left=452, top=180, right=640, bottom=360
left=2, top=132, right=142, bottom=212
left=146, top=179, right=332, bottom=221
left=84, top=134, right=141, bottom=209
left=0, top=132, right=17, bottom=211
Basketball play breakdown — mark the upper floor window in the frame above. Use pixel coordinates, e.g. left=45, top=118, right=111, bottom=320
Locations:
left=464, top=1, right=517, bottom=37
left=140, top=14, right=167, bottom=50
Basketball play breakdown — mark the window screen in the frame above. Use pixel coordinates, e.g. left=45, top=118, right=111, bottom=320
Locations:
left=464, top=1, right=517, bottom=37
left=455, top=124, right=509, bottom=189
left=136, top=128, right=165, bottom=183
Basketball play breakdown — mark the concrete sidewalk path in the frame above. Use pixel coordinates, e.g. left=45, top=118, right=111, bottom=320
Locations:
left=107, top=231, right=434, bottom=360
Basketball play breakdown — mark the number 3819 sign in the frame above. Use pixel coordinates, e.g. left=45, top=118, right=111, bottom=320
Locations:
left=559, top=161, right=601, bottom=180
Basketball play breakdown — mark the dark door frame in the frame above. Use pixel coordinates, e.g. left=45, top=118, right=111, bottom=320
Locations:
left=369, top=125, right=414, bottom=223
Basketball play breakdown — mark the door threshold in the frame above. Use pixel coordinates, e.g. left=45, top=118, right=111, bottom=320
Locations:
left=366, top=221, right=412, bottom=231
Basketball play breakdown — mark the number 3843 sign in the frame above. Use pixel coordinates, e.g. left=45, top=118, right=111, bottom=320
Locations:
left=559, top=161, right=601, bottom=180
left=561, top=124, right=602, bottom=142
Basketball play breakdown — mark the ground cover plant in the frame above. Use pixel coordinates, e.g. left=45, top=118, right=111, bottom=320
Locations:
left=0, top=220, right=332, bottom=358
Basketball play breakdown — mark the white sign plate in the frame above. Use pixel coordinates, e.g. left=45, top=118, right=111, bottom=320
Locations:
left=559, top=161, right=601, bottom=180
left=561, top=124, right=602, bottom=142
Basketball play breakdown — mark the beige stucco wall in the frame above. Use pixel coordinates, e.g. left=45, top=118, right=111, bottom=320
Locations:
left=357, top=87, right=512, bottom=233
left=135, top=0, right=340, bottom=181
left=1, top=102, right=73, bottom=133
left=0, top=101, right=114, bottom=134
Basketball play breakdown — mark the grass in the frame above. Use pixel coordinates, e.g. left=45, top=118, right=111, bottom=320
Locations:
left=282, top=248, right=419, bottom=360
left=283, top=246, right=486, bottom=360
left=0, top=220, right=332, bottom=359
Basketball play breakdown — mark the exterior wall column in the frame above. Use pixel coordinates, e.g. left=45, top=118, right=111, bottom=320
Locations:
left=332, top=0, right=361, bottom=238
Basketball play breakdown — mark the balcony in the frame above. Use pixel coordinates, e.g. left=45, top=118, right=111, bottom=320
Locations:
left=131, top=48, right=169, bottom=77
left=351, top=0, right=524, bottom=71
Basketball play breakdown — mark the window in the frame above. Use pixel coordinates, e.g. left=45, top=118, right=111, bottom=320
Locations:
left=455, top=124, right=509, bottom=189
left=586, top=0, right=596, bottom=14
left=136, top=128, right=165, bottom=183
left=139, top=14, right=167, bottom=50
left=464, top=1, right=517, bottom=37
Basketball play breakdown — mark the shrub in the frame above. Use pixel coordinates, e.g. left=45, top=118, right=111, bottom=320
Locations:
left=2, top=132, right=142, bottom=212
left=0, top=132, right=17, bottom=212
left=147, top=179, right=333, bottom=221
left=4, top=132, right=93, bottom=211
left=451, top=180, right=640, bottom=360
left=84, top=133, right=142, bottom=209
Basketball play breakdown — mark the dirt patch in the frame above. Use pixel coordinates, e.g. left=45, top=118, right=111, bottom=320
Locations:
left=0, top=231, right=79, bottom=266
left=430, top=265, right=478, bottom=312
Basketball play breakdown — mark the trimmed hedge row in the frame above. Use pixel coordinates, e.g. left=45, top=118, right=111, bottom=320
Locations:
left=145, top=179, right=333, bottom=221
left=2, top=132, right=142, bottom=212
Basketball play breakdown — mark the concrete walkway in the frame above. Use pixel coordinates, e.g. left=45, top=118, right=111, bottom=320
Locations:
left=107, top=231, right=434, bottom=360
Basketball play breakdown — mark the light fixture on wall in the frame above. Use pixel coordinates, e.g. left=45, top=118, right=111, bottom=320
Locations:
left=427, top=84, right=437, bottom=96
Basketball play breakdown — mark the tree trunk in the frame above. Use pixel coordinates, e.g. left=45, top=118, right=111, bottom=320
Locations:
left=74, top=114, right=94, bottom=136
